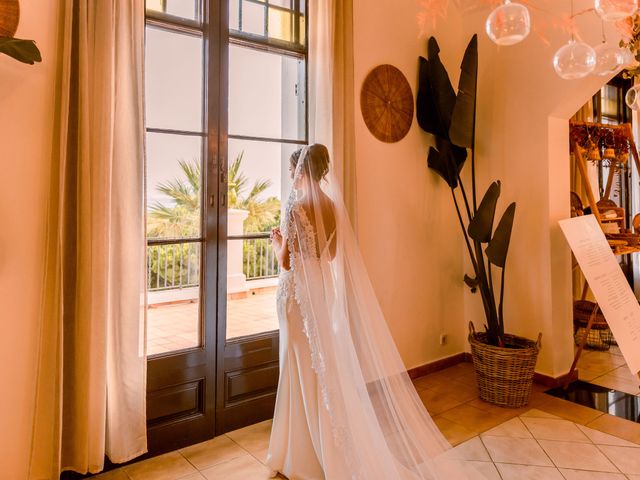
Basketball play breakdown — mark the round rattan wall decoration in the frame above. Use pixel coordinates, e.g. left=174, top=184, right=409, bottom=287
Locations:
left=0, top=0, right=19, bottom=37
left=360, top=64, right=413, bottom=143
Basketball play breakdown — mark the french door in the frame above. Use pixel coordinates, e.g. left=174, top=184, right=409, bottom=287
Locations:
left=143, top=0, right=222, bottom=454
left=143, top=0, right=308, bottom=454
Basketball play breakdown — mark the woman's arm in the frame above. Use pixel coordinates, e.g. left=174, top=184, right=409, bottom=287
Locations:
left=271, top=227, right=291, bottom=271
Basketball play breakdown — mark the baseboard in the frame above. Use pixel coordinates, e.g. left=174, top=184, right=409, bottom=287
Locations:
left=407, top=351, right=578, bottom=389
left=407, top=352, right=469, bottom=379
left=533, top=369, right=579, bottom=388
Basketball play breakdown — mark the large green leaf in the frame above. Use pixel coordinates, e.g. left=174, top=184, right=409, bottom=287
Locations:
left=0, top=37, right=42, bottom=64
left=427, top=138, right=467, bottom=189
left=485, top=202, right=516, bottom=268
left=416, top=37, right=456, bottom=139
left=468, top=181, right=500, bottom=242
left=417, top=56, right=440, bottom=136
left=449, top=35, right=478, bottom=149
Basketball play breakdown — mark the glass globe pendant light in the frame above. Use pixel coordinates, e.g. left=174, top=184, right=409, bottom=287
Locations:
left=593, top=22, right=625, bottom=75
left=594, top=0, right=638, bottom=21
left=553, top=40, right=597, bottom=79
left=625, top=85, right=640, bottom=110
left=485, top=0, right=531, bottom=46
left=593, top=43, right=625, bottom=75
left=553, top=0, right=596, bottom=79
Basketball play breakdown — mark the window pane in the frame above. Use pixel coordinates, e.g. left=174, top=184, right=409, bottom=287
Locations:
left=146, top=0, right=202, bottom=22
left=147, top=242, right=201, bottom=355
left=146, top=132, right=202, bottom=239
left=299, top=14, right=305, bottom=45
left=226, top=237, right=279, bottom=340
left=269, top=0, right=291, bottom=8
left=229, top=45, right=306, bottom=140
left=241, top=0, right=266, bottom=36
left=233, top=2, right=305, bottom=46
left=226, top=139, right=300, bottom=340
left=601, top=85, right=618, bottom=119
left=227, top=139, right=298, bottom=233
left=145, top=26, right=203, bottom=131
left=230, top=0, right=240, bottom=30
left=268, top=8, right=293, bottom=42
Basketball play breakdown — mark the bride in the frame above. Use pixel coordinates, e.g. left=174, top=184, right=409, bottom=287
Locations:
left=266, top=144, right=483, bottom=480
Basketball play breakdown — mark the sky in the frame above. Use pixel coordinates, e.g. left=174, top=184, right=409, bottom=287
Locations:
left=144, top=4, right=302, bottom=211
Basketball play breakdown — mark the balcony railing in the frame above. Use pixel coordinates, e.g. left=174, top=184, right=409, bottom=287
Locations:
left=146, top=234, right=280, bottom=292
left=237, top=233, right=281, bottom=280
left=147, top=242, right=201, bottom=292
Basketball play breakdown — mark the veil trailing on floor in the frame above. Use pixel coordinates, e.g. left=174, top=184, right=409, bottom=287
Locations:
left=281, top=144, right=484, bottom=479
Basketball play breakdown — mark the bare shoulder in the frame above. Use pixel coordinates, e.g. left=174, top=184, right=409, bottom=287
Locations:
left=299, top=194, right=336, bottom=233
left=318, top=193, right=336, bottom=234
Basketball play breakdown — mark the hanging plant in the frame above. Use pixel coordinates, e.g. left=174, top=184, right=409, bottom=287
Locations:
left=0, top=0, right=42, bottom=65
left=619, top=14, right=640, bottom=78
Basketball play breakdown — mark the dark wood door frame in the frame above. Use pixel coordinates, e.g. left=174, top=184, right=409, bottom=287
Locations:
left=212, top=0, right=280, bottom=435
left=213, top=0, right=310, bottom=435
left=145, top=0, right=225, bottom=455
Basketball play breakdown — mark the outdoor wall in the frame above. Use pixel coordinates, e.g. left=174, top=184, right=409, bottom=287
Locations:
left=353, top=0, right=619, bottom=376
left=0, top=1, right=61, bottom=477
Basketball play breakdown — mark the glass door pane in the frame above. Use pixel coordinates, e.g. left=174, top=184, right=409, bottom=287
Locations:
left=146, top=0, right=204, bottom=23
left=225, top=139, right=297, bottom=340
left=147, top=242, right=201, bottom=355
left=228, top=44, right=305, bottom=141
left=144, top=23, right=205, bottom=356
left=145, top=26, right=204, bottom=132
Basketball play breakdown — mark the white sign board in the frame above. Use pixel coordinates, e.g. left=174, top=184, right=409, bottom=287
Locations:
left=559, top=215, right=640, bottom=375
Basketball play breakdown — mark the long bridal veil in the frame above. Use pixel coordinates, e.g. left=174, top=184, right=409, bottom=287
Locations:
left=282, top=144, right=484, bottom=479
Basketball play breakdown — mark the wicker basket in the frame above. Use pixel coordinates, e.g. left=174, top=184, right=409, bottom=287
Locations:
left=468, top=322, right=542, bottom=408
left=573, top=300, right=613, bottom=351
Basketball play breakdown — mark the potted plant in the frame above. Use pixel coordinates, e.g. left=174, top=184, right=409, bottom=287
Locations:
left=417, top=34, right=541, bottom=408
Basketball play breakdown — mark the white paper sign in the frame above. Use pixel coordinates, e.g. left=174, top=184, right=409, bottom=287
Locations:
left=559, top=215, right=640, bottom=375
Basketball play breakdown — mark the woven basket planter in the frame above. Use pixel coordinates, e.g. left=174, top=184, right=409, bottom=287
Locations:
left=468, top=322, right=542, bottom=408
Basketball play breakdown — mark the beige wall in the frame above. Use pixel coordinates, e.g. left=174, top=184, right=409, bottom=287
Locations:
left=0, top=0, right=627, bottom=475
left=466, top=3, right=617, bottom=377
left=353, top=0, right=618, bottom=375
left=0, top=1, right=61, bottom=477
left=353, top=1, right=469, bottom=370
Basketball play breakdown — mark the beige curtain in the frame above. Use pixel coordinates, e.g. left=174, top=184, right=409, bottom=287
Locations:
left=29, top=0, right=147, bottom=477
left=309, top=0, right=357, bottom=225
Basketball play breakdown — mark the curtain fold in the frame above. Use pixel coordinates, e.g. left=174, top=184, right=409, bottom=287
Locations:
left=29, top=0, right=147, bottom=477
left=309, top=0, right=357, bottom=226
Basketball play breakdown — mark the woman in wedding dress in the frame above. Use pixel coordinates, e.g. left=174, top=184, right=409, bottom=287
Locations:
left=266, top=144, right=483, bottom=480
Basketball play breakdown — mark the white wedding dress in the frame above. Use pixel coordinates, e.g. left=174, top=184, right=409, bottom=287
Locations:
left=266, top=145, right=484, bottom=480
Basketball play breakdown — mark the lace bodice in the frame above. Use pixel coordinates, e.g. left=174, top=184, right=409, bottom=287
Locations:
left=276, top=200, right=317, bottom=303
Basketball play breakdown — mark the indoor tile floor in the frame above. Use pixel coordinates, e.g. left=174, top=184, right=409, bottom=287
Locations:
left=93, top=361, right=640, bottom=480
left=576, top=345, right=640, bottom=395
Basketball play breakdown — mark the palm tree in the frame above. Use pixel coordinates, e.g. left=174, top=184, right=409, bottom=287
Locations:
left=227, top=153, right=280, bottom=233
left=147, top=153, right=281, bottom=283
left=147, top=153, right=281, bottom=237
left=147, top=159, right=201, bottom=238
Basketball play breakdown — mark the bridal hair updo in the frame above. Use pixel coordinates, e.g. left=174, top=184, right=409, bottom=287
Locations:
left=290, top=144, right=330, bottom=182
